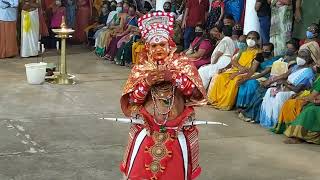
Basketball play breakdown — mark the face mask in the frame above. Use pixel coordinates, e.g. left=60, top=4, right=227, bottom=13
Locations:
left=246, top=39, right=256, bottom=48
left=195, top=32, right=203, bottom=37
left=116, top=7, right=122, bottom=13
left=55, top=1, right=61, bottom=5
left=262, top=51, right=272, bottom=58
left=306, top=31, right=315, bottom=39
left=296, top=57, right=306, bottom=66
left=237, top=42, right=247, bottom=51
left=285, top=49, right=295, bottom=56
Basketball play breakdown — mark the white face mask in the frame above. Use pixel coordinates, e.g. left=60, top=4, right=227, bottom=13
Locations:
left=296, top=57, right=306, bottom=66
left=55, top=0, right=61, bottom=5
left=246, top=39, right=256, bottom=48
left=116, top=7, right=122, bottom=13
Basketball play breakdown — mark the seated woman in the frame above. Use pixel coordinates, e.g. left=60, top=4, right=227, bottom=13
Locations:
left=273, top=80, right=318, bottom=134
left=86, top=2, right=110, bottom=47
left=236, top=43, right=281, bottom=109
left=272, top=43, right=320, bottom=133
left=184, top=25, right=215, bottom=69
left=115, top=29, right=140, bottom=66
left=207, top=31, right=261, bottom=110
left=131, top=39, right=145, bottom=65
left=104, top=5, right=138, bottom=61
left=259, top=49, right=316, bottom=128
left=94, top=1, right=123, bottom=57
left=198, top=25, right=238, bottom=90
left=299, top=23, right=320, bottom=46
left=284, top=88, right=320, bottom=144
left=239, top=39, right=300, bottom=123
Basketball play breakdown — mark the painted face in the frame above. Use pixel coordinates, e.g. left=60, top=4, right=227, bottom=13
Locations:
left=148, top=37, right=170, bottom=61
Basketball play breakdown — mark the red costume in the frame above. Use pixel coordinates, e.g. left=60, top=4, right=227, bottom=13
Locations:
left=119, top=12, right=207, bottom=180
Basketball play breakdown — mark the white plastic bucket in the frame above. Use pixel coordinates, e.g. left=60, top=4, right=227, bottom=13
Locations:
left=25, top=62, right=47, bottom=85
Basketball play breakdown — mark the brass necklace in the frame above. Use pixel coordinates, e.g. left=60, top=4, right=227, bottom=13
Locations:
left=151, top=85, right=176, bottom=132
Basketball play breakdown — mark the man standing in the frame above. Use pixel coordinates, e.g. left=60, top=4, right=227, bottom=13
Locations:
left=182, top=0, right=209, bottom=50
left=120, top=12, right=207, bottom=179
left=255, top=0, right=271, bottom=44
left=0, top=0, right=18, bottom=59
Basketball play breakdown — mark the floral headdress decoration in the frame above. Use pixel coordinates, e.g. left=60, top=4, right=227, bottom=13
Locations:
left=138, top=12, right=175, bottom=45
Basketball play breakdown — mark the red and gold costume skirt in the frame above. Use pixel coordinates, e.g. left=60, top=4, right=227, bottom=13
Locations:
left=120, top=107, right=201, bottom=180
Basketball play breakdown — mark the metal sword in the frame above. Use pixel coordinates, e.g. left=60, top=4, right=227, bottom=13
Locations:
left=99, top=117, right=228, bottom=127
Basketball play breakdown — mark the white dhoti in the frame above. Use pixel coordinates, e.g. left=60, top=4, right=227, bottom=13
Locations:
left=21, top=9, right=39, bottom=58
left=199, top=56, right=231, bottom=90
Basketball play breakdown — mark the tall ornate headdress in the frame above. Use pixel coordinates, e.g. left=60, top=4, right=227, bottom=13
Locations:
left=138, top=12, right=175, bottom=43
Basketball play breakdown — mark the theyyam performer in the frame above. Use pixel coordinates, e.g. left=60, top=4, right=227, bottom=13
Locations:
left=104, top=12, right=223, bottom=180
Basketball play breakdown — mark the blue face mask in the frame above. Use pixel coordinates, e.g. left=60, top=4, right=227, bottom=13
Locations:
left=306, top=31, right=315, bottom=39
left=237, top=42, right=247, bottom=51
left=116, top=7, right=122, bottom=13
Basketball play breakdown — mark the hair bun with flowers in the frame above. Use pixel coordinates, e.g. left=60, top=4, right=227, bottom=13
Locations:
left=138, top=12, right=175, bottom=43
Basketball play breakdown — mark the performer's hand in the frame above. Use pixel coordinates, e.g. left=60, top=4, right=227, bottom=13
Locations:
left=145, top=71, right=164, bottom=86
left=163, top=70, right=173, bottom=82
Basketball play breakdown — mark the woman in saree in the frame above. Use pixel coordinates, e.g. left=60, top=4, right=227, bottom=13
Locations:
left=259, top=49, right=316, bottom=128
left=236, top=43, right=281, bottom=109
left=94, top=1, right=120, bottom=56
left=293, top=0, right=320, bottom=41
left=273, top=80, right=317, bottom=134
left=115, top=5, right=139, bottom=50
left=184, top=25, right=215, bottom=69
left=95, top=2, right=125, bottom=57
left=272, top=42, right=320, bottom=133
left=238, top=39, right=300, bottom=122
left=131, top=39, right=145, bottom=64
left=207, top=31, right=261, bottom=110
left=269, top=0, right=293, bottom=56
left=284, top=86, right=320, bottom=144
left=86, top=2, right=110, bottom=46
left=73, top=0, right=92, bottom=43
left=299, top=23, right=320, bottom=47
left=104, top=5, right=138, bottom=61
left=198, top=25, right=237, bottom=90
left=115, top=29, right=140, bottom=66
left=21, top=0, right=40, bottom=57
